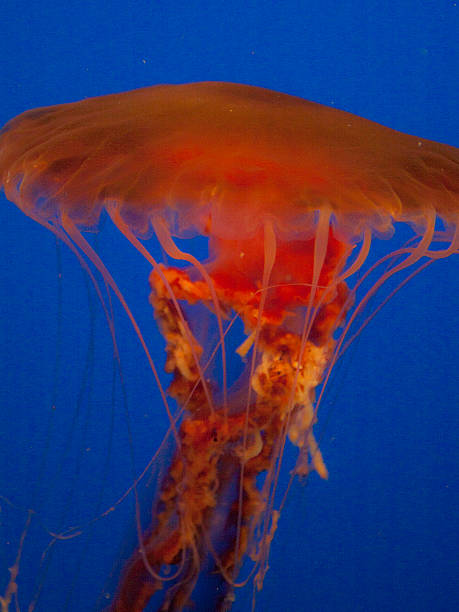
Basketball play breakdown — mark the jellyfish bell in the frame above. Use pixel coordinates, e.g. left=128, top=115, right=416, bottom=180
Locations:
left=0, top=82, right=458, bottom=611
left=3, top=82, right=458, bottom=239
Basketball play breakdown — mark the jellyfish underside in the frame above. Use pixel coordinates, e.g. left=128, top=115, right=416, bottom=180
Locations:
left=108, top=209, right=458, bottom=612
left=0, top=82, right=458, bottom=611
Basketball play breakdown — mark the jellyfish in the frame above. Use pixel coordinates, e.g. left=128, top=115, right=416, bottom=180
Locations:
left=0, top=82, right=458, bottom=611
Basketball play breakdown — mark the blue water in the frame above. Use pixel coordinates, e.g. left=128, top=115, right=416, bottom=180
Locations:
left=0, top=2, right=458, bottom=611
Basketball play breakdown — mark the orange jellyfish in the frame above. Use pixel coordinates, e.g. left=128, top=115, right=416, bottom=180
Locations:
left=0, top=82, right=458, bottom=611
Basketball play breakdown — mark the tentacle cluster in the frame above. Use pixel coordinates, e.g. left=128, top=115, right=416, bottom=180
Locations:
left=112, top=258, right=350, bottom=611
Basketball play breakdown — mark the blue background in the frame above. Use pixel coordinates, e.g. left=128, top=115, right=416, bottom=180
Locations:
left=0, top=1, right=458, bottom=611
